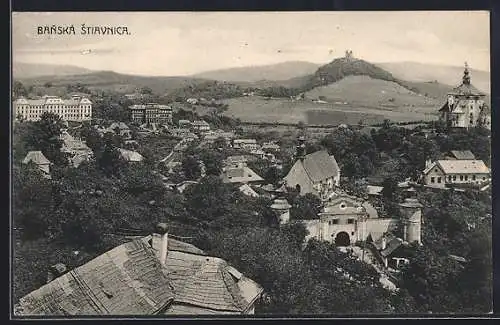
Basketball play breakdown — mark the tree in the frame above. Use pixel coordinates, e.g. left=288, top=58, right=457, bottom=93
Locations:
left=197, top=149, right=223, bottom=176
left=23, top=112, right=68, bottom=166
left=95, top=135, right=125, bottom=176
left=182, top=155, right=201, bottom=180
left=264, top=166, right=282, bottom=186
left=12, top=164, right=55, bottom=240
left=381, top=177, right=398, bottom=201
left=212, top=137, right=227, bottom=150
left=285, top=192, right=321, bottom=220
left=183, top=176, right=258, bottom=229
left=13, top=81, right=28, bottom=98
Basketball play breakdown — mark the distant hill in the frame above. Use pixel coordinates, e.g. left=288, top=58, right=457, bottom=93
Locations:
left=375, top=61, right=490, bottom=94
left=192, top=61, right=321, bottom=82
left=16, top=70, right=213, bottom=95
left=12, top=62, right=94, bottom=79
left=304, top=75, right=438, bottom=108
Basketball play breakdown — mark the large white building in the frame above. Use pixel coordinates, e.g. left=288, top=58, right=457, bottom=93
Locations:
left=14, top=95, right=92, bottom=122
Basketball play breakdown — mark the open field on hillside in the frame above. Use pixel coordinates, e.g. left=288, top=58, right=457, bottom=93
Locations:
left=304, top=76, right=439, bottom=106
left=221, top=94, right=439, bottom=125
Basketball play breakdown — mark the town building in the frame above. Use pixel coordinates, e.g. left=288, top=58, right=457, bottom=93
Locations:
left=107, top=122, right=132, bottom=139
left=60, top=131, right=93, bottom=168
left=169, top=128, right=198, bottom=140
left=368, top=233, right=409, bottom=270
left=221, top=165, right=264, bottom=185
left=191, top=120, right=210, bottom=132
left=283, top=137, right=340, bottom=200
left=118, top=148, right=144, bottom=162
left=422, top=159, right=490, bottom=188
left=22, top=151, right=52, bottom=178
left=15, top=224, right=263, bottom=316
left=178, top=120, right=192, bottom=128
left=129, top=103, right=173, bottom=125
left=203, top=130, right=236, bottom=144
left=366, top=185, right=384, bottom=198
left=14, top=95, right=92, bottom=122
left=233, top=139, right=259, bottom=151
left=261, top=142, right=281, bottom=152
left=250, top=149, right=266, bottom=159
left=224, top=155, right=249, bottom=169
left=438, top=63, right=491, bottom=130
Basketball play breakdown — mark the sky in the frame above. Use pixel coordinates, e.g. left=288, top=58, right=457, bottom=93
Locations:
left=11, top=11, right=490, bottom=76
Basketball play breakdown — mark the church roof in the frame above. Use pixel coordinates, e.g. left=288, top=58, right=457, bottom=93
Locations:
left=300, top=150, right=340, bottom=183
left=448, top=83, right=484, bottom=96
left=448, top=63, right=485, bottom=97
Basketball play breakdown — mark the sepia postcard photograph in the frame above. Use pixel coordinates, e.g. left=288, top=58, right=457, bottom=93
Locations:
left=10, top=11, right=492, bottom=317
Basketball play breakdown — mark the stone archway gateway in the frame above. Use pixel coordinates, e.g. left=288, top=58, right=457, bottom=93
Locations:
left=335, top=231, right=350, bottom=246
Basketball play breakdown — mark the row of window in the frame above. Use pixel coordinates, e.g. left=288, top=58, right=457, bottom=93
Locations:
left=17, top=105, right=91, bottom=109
left=328, top=218, right=355, bottom=225
left=19, top=108, right=91, bottom=113
left=430, top=175, right=487, bottom=183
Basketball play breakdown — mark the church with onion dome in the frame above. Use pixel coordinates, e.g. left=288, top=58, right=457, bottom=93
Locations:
left=438, top=62, right=491, bottom=130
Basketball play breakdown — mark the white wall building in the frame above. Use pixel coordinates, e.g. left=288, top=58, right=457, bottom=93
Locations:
left=14, top=95, right=92, bottom=122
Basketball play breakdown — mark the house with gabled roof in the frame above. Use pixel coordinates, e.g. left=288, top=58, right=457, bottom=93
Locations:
left=22, top=151, right=52, bottom=178
left=221, top=166, right=264, bottom=185
left=283, top=137, right=340, bottom=200
left=422, top=159, right=490, bottom=188
left=15, top=224, right=263, bottom=316
left=107, top=122, right=132, bottom=139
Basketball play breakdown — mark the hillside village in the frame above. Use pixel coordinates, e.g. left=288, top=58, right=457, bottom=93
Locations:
left=12, top=53, right=492, bottom=316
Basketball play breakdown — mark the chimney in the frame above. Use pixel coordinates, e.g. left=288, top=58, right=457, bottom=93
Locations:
left=425, top=159, right=432, bottom=169
left=155, top=223, right=169, bottom=266
left=46, top=263, right=67, bottom=283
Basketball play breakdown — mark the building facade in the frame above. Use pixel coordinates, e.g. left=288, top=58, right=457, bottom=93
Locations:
left=422, top=159, right=490, bottom=188
left=438, top=63, right=490, bottom=130
left=130, top=103, right=173, bottom=125
left=14, top=95, right=92, bottom=122
left=233, top=139, right=259, bottom=151
left=290, top=194, right=423, bottom=248
left=191, top=120, right=210, bottom=132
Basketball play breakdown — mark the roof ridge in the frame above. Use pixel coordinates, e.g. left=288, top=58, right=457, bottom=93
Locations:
left=220, top=263, right=247, bottom=311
